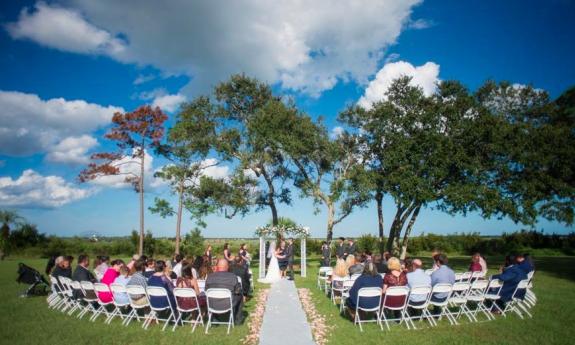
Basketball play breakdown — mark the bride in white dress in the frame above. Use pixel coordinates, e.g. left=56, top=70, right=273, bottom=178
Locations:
left=258, top=241, right=282, bottom=283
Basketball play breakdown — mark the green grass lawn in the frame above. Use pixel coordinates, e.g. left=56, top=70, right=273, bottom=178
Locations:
left=293, top=255, right=575, bottom=345
left=0, top=258, right=264, bottom=345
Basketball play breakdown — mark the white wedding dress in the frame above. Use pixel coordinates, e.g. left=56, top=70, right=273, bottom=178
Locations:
left=258, top=242, right=282, bottom=284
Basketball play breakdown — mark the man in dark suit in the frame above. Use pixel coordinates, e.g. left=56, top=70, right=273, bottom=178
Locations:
left=72, top=254, right=96, bottom=299
left=336, top=237, right=347, bottom=260
left=230, top=255, right=251, bottom=296
left=321, top=241, right=331, bottom=267
left=206, top=259, right=244, bottom=324
left=347, top=238, right=357, bottom=257
left=285, top=238, right=295, bottom=280
left=492, top=257, right=528, bottom=309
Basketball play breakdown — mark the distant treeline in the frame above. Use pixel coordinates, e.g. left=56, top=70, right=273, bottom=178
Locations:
left=5, top=225, right=574, bottom=258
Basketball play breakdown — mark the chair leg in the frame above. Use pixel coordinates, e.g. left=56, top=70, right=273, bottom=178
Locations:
left=205, top=312, right=212, bottom=334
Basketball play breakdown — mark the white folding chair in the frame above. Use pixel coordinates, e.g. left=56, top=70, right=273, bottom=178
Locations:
left=145, top=286, right=176, bottom=331
left=350, top=273, right=361, bottom=281
left=460, top=272, right=472, bottom=283
left=78, top=281, right=99, bottom=319
left=68, top=280, right=88, bottom=317
left=48, top=276, right=67, bottom=311
left=465, top=279, right=490, bottom=322
left=173, top=288, right=204, bottom=332
left=353, top=287, right=383, bottom=332
left=205, top=288, right=234, bottom=335
left=504, top=279, right=532, bottom=319
left=471, top=271, right=486, bottom=281
left=60, top=277, right=80, bottom=315
left=428, top=284, right=454, bottom=325
left=424, top=269, right=434, bottom=276
left=454, top=273, right=464, bottom=282
left=482, top=279, right=503, bottom=320
left=92, top=282, right=115, bottom=322
left=330, top=277, right=346, bottom=305
left=124, top=285, right=151, bottom=326
left=47, top=276, right=62, bottom=308
left=108, top=283, right=131, bottom=324
left=197, top=280, right=206, bottom=293
left=447, top=282, right=471, bottom=324
left=405, top=285, right=433, bottom=329
left=339, top=279, right=355, bottom=314
left=379, top=286, right=410, bottom=331
left=317, top=267, right=332, bottom=291
left=237, top=276, right=244, bottom=296
left=524, top=271, right=537, bottom=308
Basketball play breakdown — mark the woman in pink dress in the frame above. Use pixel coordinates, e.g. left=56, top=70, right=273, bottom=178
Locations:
left=98, top=259, right=124, bottom=303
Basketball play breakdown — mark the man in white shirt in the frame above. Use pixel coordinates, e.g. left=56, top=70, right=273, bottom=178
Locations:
left=172, top=253, right=183, bottom=277
left=406, top=259, right=431, bottom=304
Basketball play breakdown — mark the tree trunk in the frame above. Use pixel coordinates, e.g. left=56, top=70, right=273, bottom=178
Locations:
left=174, top=180, right=184, bottom=255
left=386, top=207, right=402, bottom=253
left=326, top=202, right=335, bottom=243
left=375, top=191, right=385, bottom=255
left=260, top=165, right=279, bottom=226
left=399, top=205, right=421, bottom=260
left=138, top=147, right=145, bottom=256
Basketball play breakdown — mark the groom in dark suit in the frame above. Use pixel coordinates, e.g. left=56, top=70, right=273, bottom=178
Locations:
left=286, top=238, right=295, bottom=280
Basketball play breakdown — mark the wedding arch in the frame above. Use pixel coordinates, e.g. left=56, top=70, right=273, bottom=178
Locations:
left=255, top=225, right=309, bottom=279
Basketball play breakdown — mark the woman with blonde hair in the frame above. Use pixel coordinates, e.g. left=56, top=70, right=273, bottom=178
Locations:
left=382, top=257, right=408, bottom=308
left=345, top=254, right=355, bottom=269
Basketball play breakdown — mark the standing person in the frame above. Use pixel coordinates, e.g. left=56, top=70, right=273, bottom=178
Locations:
left=277, top=241, right=288, bottom=278
left=231, top=256, right=251, bottom=297
left=223, top=243, right=232, bottom=263
left=320, top=241, right=331, bottom=267
left=172, top=254, right=183, bottom=277
left=347, top=238, right=357, bottom=258
left=285, top=238, right=295, bottom=281
left=205, top=245, right=213, bottom=265
left=238, top=243, right=250, bottom=265
left=336, top=237, right=347, bottom=260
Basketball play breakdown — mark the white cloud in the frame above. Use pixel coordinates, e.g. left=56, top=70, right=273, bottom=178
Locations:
left=200, top=158, right=230, bottom=179
left=408, top=18, right=434, bottom=30
left=45, top=135, right=98, bottom=164
left=0, top=90, right=123, bottom=156
left=152, top=93, right=187, bottom=113
left=330, top=126, right=344, bottom=139
left=6, top=2, right=126, bottom=57
left=357, top=61, right=440, bottom=109
left=0, top=169, right=93, bottom=208
left=7, top=1, right=422, bottom=96
left=89, top=149, right=154, bottom=189
left=133, top=73, right=156, bottom=85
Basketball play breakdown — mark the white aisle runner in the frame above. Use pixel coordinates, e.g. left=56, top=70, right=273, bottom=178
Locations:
left=259, top=279, right=315, bottom=345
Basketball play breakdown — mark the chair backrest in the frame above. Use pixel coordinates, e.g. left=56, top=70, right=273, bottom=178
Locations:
left=197, top=280, right=206, bottom=292
left=454, top=273, right=463, bottom=281
left=471, top=271, right=485, bottom=279
left=382, top=286, right=409, bottom=310
left=517, top=279, right=529, bottom=290
left=173, top=288, right=199, bottom=312
left=527, top=270, right=535, bottom=281
left=511, top=279, right=530, bottom=300
left=432, top=283, right=453, bottom=294
left=343, top=279, right=355, bottom=289
left=470, top=279, right=488, bottom=290
left=430, top=283, right=453, bottom=305
left=461, top=272, right=472, bottom=282
left=110, top=283, right=127, bottom=294
left=409, top=285, right=432, bottom=297
left=356, top=287, right=383, bottom=312
left=125, top=285, right=150, bottom=308
left=350, top=273, right=361, bottom=281
left=147, top=286, right=173, bottom=311
left=318, top=267, right=332, bottom=275
left=424, top=269, right=434, bottom=276
left=451, top=282, right=470, bottom=293
left=93, top=282, right=110, bottom=294
left=206, top=288, right=233, bottom=313
left=69, top=280, right=81, bottom=290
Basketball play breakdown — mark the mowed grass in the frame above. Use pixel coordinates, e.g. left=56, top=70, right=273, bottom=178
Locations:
left=0, top=258, right=265, bottom=345
left=293, top=255, right=575, bottom=345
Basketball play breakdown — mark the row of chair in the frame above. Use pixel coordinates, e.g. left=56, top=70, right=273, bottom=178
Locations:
left=48, top=276, right=236, bottom=334
left=317, top=268, right=536, bottom=332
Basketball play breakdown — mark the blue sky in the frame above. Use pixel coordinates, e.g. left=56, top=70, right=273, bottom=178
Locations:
left=0, top=0, right=573, bottom=238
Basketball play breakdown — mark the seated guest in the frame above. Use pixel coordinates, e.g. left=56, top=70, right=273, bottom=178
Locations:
left=430, top=254, right=455, bottom=302
left=165, top=260, right=177, bottom=280
left=72, top=254, right=96, bottom=298
left=98, top=259, right=124, bottom=303
left=476, top=253, right=488, bottom=274
left=492, top=256, right=527, bottom=309
left=172, top=254, right=183, bottom=278
left=127, top=259, right=149, bottom=306
left=94, top=256, right=109, bottom=281
left=148, top=260, right=178, bottom=314
left=64, top=256, right=74, bottom=277
left=205, top=259, right=244, bottom=325
left=373, top=254, right=387, bottom=274
left=126, top=254, right=140, bottom=271
left=431, top=249, right=441, bottom=271
left=45, top=255, right=60, bottom=276
left=176, top=265, right=206, bottom=309
left=402, top=258, right=412, bottom=273
left=406, top=259, right=431, bottom=305
left=329, top=259, right=348, bottom=289
left=382, top=257, right=408, bottom=308
left=198, top=256, right=213, bottom=280
left=112, top=264, right=131, bottom=305
left=516, top=253, right=534, bottom=275
left=51, top=256, right=72, bottom=280
left=348, top=255, right=364, bottom=276
left=230, top=256, right=251, bottom=297
left=144, top=258, right=156, bottom=278
left=346, top=262, right=383, bottom=320
left=469, top=254, right=483, bottom=272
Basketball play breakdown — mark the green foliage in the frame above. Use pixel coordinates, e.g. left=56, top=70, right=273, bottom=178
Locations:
left=356, top=234, right=382, bottom=254
left=148, top=198, right=175, bottom=218
left=182, top=228, right=205, bottom=256
left=9, top=223, right=46, bottom=248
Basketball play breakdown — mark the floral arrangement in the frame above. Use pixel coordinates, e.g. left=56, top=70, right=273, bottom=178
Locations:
left=254, top=224, right=310, bottom=238
left=298, top=288, right=332, bottom=345
left=242, top=288, right=270, bottom=345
